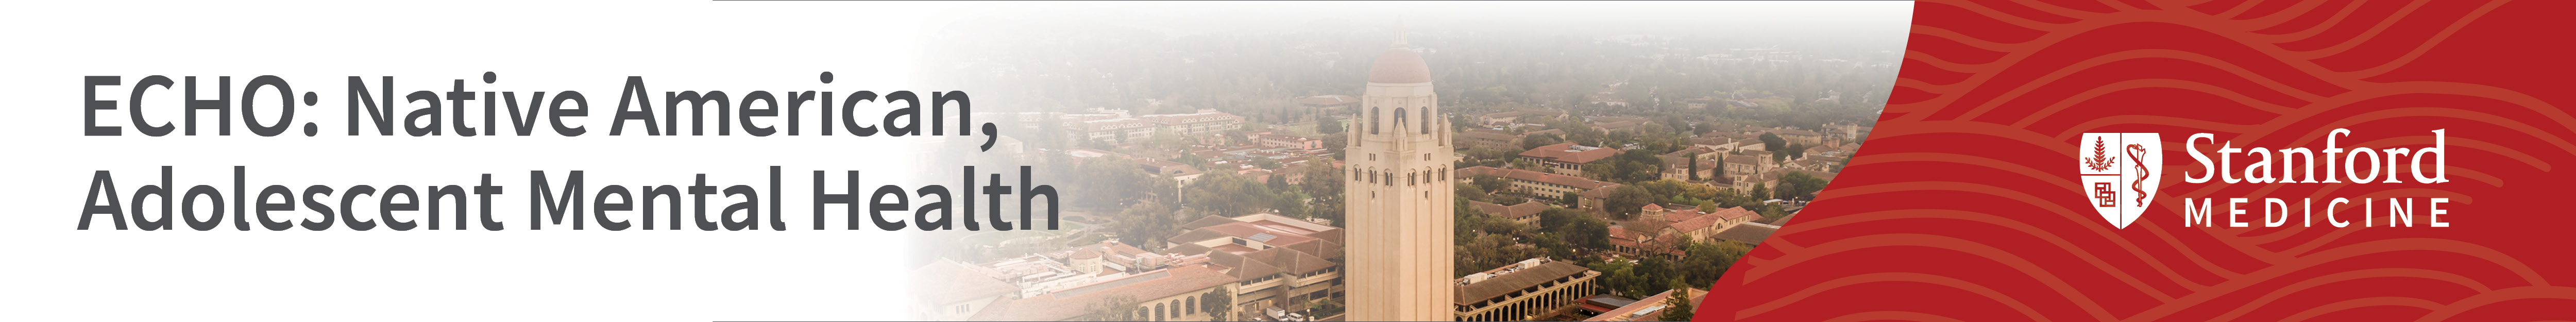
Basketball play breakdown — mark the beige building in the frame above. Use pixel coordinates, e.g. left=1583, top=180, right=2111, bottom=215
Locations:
left=1609, top=204, right=1769, bottom=258
left=1459, top=129, right=1521, bottom=151
left=1770, top=128, right=1824, bottom=145
left=1344, top=27, right=1456, bottom=321
left=1690, top=137, right=1742, bottom=154
left=1475, top=109, right=1567, bottom=126
left=1460, top=128, right=1566, bottom=152
left=1453, top=259, right=1602, bottom=321
left=1168, top=213, right=1349, bottom=316
left=1453, top=166, right=1620, bottom=206
left=1467, top=200, right=1550, bottom=226
left=923, top=213, right=1353, bottom=321
left=1065, top=110, right=1245, bottom=143
left=1140, top=110, right=1246, bottom=137
left=1072, top=117, right=1157, bottom=142
left=917, top=247, right=1240, bottom=322
left=1658, top=151, right=1718, bottom=182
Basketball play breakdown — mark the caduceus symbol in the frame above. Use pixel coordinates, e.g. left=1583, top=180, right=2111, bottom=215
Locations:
left=2125, top=143, right=2149, bottom=207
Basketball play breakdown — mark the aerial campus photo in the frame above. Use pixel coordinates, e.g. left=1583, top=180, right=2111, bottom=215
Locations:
left=902, top=2, right=1910, bottom=321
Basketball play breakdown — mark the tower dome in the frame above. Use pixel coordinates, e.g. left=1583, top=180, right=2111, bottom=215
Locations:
left=1367, top=47, right=1432, bottom=83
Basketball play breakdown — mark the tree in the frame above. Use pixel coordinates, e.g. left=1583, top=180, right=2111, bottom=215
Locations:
left=1465, top=147, right=1513, bottom=167
left=1758, top=132, right=1785, bottom=151
left=1749, top=183, right=1771, bottom=201
left=1590, top=260, right=1650, bottom=297
left=1638, top=123, right=1675, bottom=144
left=1583, top=162, right=1620, bottom=181
left=1605, top=185, right=1655, bottom=219
left=1317, top=117, right=1343, bottom=134
left=1610, top=149, right=1667, bottom=183
left=1537, top=208, right=1583, bottom=232
left=1637, top=179, right=1721, bottom=201
left=1776, top=171, right=1830, bottom=201
left=1308, top=297, right=1341, bottom=317
left=1458, top=232, right=1539, bottom=275
left=1323, top=132, right=1349, bottom=160
left=1109, top=201, right=1184, bottom=248
left=1679, top=241, right=1753, bottom=286
left=1185, top=173, right=1279, bottom=218
left=1534, top=232, right=1576, bottom=262
left=1199, top=289, right=1234, bottom=321
left=1224, top=129, right=1251, bottom=146
left=1659, top=289, right=1697, bottom=321
left=1686, top=152, right=1702, bottom=181
left=1635, top=256, right=1682, bottom=296
left=1456, top=183, right=1491, bottom=203
left=1070, top=158, right=1163, bottom=208
left=1298, top=159, right=1343, bottom=196
left=1153, top=128, right=1184, bottom=149
left=1558, top=215, right=1611, bottom=249
left=1522, top=132, right=1566, bottom=151
left=1472, top=175, right=1510, bottom=193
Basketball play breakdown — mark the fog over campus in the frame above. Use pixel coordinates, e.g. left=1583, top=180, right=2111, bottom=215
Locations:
left=901, top=2, right=1911, bottom=320
left=917, top=1, right=1915, bottom=118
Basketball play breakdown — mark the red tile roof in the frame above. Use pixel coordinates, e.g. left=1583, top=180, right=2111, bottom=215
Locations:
left=1713, top=224, right=1778, bottom=245
left=1670, top=216, right=1720, bottom=233
left=1705, top=207, right=1761, bottom=223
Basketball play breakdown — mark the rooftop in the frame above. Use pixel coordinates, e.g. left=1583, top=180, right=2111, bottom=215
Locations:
left=966, top=264, right=1242, bottom=321
left=1455, top=260, right=1595, bottom=305
left=1455, top=166, right=1617, bottom=190
left=1520, top=143, right=1620, bottom=164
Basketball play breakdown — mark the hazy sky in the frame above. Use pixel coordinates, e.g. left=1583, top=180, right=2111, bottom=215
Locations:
left=929, top=1, right=1915, bottom=46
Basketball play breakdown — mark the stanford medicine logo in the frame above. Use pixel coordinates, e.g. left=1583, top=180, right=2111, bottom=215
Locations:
left=2078, top=133, right=2161, bottom=228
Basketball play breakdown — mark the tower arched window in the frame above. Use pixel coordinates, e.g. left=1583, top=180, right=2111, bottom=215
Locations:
left=1394, top=108, right=1408, bottom=134
left=1420, top=106, right=1431, bottom=134
left=1370, top=107, right=1381, bottom=134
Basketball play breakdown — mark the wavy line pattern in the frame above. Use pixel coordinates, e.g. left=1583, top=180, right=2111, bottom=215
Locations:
left=1697, top=0, right=2576, bottom=320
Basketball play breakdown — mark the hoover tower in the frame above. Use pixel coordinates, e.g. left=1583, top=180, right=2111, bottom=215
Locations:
left=1345, top=25, right=1456, bottom=321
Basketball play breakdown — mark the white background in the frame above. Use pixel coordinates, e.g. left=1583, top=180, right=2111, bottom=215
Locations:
left=0, top=1, right=972, bottom=320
